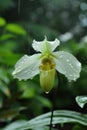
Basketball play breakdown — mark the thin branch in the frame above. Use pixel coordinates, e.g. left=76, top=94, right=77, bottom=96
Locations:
left=49, top=106, right=54, bottom=130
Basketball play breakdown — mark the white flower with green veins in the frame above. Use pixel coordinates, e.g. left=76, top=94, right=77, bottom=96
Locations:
left=12, top=37, right=81, bottom=93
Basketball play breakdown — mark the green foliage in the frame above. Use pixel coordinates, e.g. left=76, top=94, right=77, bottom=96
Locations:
left=2, top=110, right=87, bottom=130
left=72, top=125, right=87, bottom=130
left=0, top=17, right=6, bottom=27
left=6, top=24, right=27, bottom=35
left=76, top=96, right=87, bottom=108
left=0, top=0, right=87, bottom=130
left=0, top=0, right=14, bottom=12
left=0, top=18, right=27, bottom=111
left=23, top=23, right=59, bottom=39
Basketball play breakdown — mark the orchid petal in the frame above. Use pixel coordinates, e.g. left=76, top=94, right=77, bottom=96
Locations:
left=12, top=54, right=41, bottom=80
left=53, top=51, right=81, bottom=81
left=32, top=38, right=60, bottom=53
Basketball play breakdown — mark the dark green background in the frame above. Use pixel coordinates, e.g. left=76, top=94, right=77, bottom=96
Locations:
left=0, top=0, right=87, bottom=130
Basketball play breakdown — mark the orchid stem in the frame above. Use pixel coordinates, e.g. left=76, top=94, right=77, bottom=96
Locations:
left=49, top=72, right=61, bottom=130
left=49, top=106, right=54, bottom=130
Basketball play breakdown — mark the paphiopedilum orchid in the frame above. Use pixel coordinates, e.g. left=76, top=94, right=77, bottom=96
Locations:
left=12, top=37, right=81, bottom=93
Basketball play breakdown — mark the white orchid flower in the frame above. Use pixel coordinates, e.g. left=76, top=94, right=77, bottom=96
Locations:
left=12, top=37, right=81, bottom=93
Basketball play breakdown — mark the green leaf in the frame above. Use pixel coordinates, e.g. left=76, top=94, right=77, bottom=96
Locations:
left=0, top=0, right=14, bottom=11
left=0, top=17, right=6, bottom=27
left=2, top=110, right=87, bottom=130
left=0, top=68, right=10, bottom=84
left=76, top=96, right=87, bottom=108
left=0, top=96, right=3, bottom=108
left=22, top=87, right=35, bottom=98
left=72, top=124, right=87, bottom=130
left=1, top=120, right=27, bottom=130
left=0, top=34, right=16, bottom=41
left=0, top=48, right=21, bottom=65
left=0, top=41, right=17, bottom=51
left=36, top=96, right=52, bottom=108
left=6, top=24, right=26, bottom=35
left=32, top=126, right=55, bottom=130
left=0, top=80, right=10, bottom=97
left=0, top=108, right=25, bottom=121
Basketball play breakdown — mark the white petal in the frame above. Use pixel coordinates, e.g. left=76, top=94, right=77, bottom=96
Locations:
left=53, top=51, right=81, bottom=81
left=12, top=54, right=41, bottom=80
left=32, top=38, right=60, bottom=53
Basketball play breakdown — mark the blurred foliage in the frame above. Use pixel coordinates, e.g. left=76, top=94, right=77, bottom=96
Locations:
left=0, top=0, right=14, bottom=12
left=0, top=0, right=87, bottom=130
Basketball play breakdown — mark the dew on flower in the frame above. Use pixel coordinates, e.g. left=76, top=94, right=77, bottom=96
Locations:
left=12, top=37, right=81, bottom=93
left=52, top=124, right=55, bottom=127
left=66, top=59, right=69, bottom=62
left=69, top=63, right=72, bottom=66
left=77, top=62, right=81, bottom=67
left=71, top=65, right=73, bottom=69
left=45, top=91, right=49, bottom=94
left=73, top=77, right=77, bottom=81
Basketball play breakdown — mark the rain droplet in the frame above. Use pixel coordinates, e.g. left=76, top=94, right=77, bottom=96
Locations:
left=73, top=78, right=76, bottom=81
left=45, top=91, right=49, bottom=94
left=78, top=63, right=81, bottom=67
left=69, top=63, right=72, bottom=66
left=71, top=65, right=73, bottom=69
left=52, top=124, right=55, bottom=127
left=67, top=59, right=69, bottom=62
left=73, top=75, right=78, bottom=81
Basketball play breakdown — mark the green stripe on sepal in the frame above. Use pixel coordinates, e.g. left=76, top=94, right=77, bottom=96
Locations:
left=40, top=69, right=55, bottom=93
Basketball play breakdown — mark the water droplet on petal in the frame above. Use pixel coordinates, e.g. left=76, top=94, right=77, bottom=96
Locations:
left=73, top=78, right=76, bottom=81
left=77, top=62, right=81, bottom=67
left=71, top=65, right=73, bottom=69
left=73, top=75, right=78, bottom=81
left=69, top=63, right=72, bottom=66
left=45, top=91, right=49, bottom=94
left=52, top=124, right=55, bottom=127
left=67, top=59, right=69, bottom=62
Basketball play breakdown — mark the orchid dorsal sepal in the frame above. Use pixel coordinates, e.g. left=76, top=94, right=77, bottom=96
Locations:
left=12, top=37, right=81, bottom=93
left=32, top=37, right=60, bottom=54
